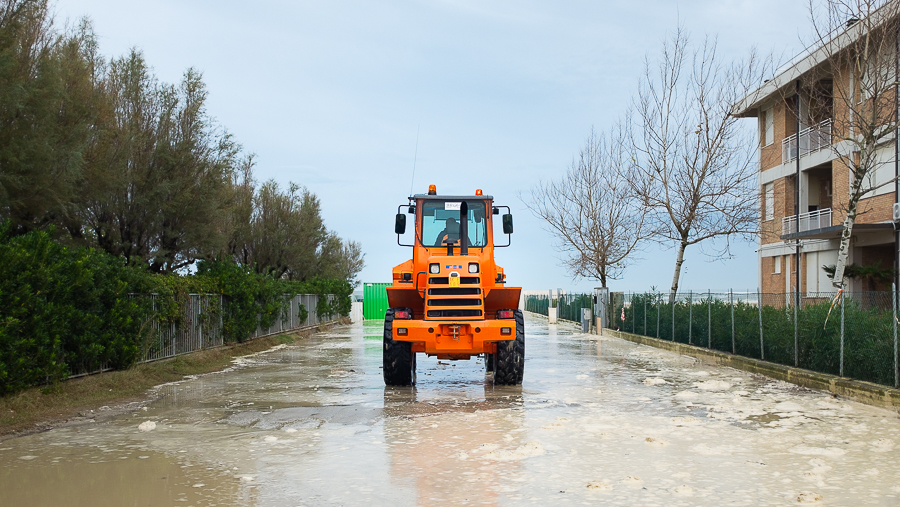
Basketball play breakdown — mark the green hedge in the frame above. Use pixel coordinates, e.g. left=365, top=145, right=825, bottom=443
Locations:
left=0, top=224, right=354, bottom=395
left=0, top=223, right=149, bottom=394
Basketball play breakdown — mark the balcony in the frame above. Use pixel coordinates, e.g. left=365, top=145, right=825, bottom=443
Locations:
left=782, top=207, right=832, bottom=236
left=782, top=119, right=833, bottom=164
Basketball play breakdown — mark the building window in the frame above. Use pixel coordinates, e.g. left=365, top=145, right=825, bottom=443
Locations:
left=764, top=107, right=774, bottom=146
left=774, top=256, right=781, bottom=274
left=764, top=183, right=774, bottom=221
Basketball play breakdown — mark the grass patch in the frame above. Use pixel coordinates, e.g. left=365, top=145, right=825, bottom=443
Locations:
left=0, top=330, right=312, bottom=439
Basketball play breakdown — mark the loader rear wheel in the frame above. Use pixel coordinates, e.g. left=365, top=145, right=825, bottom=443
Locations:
left=383, top=308, right=416, bottom=386
left=493, top=310, right=524, bottom=385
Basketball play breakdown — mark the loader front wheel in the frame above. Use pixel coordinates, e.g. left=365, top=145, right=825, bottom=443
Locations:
left=493, top=310, right=524, bottom=385
left=383, top=308, right=416, bottom=386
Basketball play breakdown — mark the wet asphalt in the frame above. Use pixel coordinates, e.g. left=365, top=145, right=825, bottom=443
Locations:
left=1, top=314, right=899, bottom=506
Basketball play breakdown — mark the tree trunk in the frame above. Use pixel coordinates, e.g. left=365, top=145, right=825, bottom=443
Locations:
left=831, top=171, right=864, bottom=289
left=670, top=240, right=688, bottom=303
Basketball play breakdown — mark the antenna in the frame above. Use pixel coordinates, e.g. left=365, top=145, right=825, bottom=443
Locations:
left=409, top=125, right=419, bottom=197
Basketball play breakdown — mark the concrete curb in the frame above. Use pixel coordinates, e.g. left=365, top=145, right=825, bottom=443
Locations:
left=600, top=328, right=900, bottom=413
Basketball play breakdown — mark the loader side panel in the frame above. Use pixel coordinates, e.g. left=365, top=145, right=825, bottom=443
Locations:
left=386, top=287, right=425, bottom=316
left=484, top=287, right=522, bottom=315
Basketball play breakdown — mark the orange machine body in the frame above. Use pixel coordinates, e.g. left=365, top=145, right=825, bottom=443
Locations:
left=388, top=190, right=521, bottom=360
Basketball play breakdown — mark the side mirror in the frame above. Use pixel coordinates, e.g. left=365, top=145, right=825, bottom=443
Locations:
left=502, top=214, right=513, bottom=234
left=395, top=213, right=406, bottom=234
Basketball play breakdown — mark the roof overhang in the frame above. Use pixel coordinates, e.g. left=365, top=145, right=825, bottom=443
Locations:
left=733, top=5, right=898, bottom=118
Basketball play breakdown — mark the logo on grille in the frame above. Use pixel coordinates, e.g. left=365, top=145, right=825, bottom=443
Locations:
left=446, top=264, right=462, bottom=269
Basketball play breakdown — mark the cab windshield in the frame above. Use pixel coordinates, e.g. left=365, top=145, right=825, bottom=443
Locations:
left=421, top=200, right=487, bottom=248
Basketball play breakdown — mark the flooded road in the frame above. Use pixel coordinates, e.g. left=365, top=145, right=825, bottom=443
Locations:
left=2, top=314, right=899, bottom=506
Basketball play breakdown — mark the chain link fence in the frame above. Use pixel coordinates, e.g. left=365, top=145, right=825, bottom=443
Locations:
left=141, top=293, right=337, bottom=363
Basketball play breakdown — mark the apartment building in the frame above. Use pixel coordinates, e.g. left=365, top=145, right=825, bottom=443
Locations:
left=735, top=12, right=899, bottom=297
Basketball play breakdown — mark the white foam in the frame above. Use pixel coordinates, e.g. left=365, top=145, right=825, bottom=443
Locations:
left=788, top=446, right=846, bottom=457
left=586, top=480, right=613, bottom=491
left=870, top=438, right=895, bottom=452
left=622, top=476, right=643, bottom=487
left=482, top=441, right=545, bottom=461
left=643, top=378, right=667, bottom=385
left=774, top=401, right=804, bottom=412
left=673, top=484, right=693, bottom=495
left=138, top=421, right=156, bottom=432
left=797, top=492, right=823, bottom=503
left=695, top=380, right=732, bottom=391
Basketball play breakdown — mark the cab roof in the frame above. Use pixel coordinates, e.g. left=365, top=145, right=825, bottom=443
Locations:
left=412, top=194, right=493, bottom=200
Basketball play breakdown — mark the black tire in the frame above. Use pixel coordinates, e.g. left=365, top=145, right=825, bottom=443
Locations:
left=485, top=353, right=494, bottom=372
left=383, top=308, right=416, bottom=386
left=494, top=310, right=524, bottom=385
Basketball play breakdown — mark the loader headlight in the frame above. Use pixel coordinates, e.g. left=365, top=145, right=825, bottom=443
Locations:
left=429, top=263, right=440, bottom=274
left=468, top=263, right=479, bottom=273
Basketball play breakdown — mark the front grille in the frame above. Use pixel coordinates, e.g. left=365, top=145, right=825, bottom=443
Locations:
left=428, top=287, right=481, bottom=296
left=427, top=309, right=483, bottom=318
left=428, top=298, right=482, bottom=307
left=428, top=277, right=480, bottom=285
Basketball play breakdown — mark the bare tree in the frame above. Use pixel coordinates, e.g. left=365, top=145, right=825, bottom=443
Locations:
left=630, top=28, right=769, bottom=300
left=803, top=0, right=900, bottom=287
left=523, top=126, right=647, bottom=288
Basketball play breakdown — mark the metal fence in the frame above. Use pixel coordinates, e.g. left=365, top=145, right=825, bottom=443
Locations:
left=525, top=293, right=593, bottom=322
left=141, top=293, right=337, bottom=363
left=616, top=290, right=898, bottom=389
left=524, top=289, right=900, bottom=389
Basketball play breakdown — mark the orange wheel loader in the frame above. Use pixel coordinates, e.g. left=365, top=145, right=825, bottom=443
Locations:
left=383, top=185, right=524, bottom=386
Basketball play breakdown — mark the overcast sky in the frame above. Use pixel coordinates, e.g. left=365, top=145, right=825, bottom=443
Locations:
left=52, top=0, right=813, bottom=293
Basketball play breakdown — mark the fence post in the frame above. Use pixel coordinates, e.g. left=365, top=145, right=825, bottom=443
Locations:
left=644, top=295, right=647, bottom=336
left=891, top=283, right=900, bottom=387
left=794, top=289, right=799, bottom=367
left=708, top=289, right=711, bottom=349
left=656, top=293, right=660, bottom=338
left=758, top=288, right=764, bottom=361
left=730, top=289, right=735, bottom=354
left=688, top=291, right=693, bottom=345
left=840, top=288, right=845, bottom=377
left=894, top=283, right=898, bottom=388
left=671, top=293, right=676, bottom=341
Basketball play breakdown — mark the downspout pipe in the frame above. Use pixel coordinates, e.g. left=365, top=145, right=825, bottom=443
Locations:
left=894, top=30, right=899, bottom=297
left=796, top=82, right=802, bottom=299
left=795, top=80, right=802, bottom=367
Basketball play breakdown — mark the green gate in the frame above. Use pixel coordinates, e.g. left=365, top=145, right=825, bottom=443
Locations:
left=363, top=282, right=391, bottom=320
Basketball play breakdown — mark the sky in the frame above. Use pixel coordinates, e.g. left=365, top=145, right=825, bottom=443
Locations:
left=51, top=0, right=814, bottom=293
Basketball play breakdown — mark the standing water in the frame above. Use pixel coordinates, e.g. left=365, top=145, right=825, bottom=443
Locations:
left=1, top=314, right=899, bottom=506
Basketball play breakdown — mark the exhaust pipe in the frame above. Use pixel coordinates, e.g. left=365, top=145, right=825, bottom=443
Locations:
left=460, top=201, right=468, bottom=256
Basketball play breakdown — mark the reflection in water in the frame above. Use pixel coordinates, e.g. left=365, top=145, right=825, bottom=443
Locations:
left=383, top=384, right=527, bottom=506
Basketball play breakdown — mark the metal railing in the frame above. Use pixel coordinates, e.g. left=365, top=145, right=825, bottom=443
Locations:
left=525, top=293, right=593, bottom=323
left=782, top=118, right=832, bottom=164
left=782, top=207, right=832, bottom=235
left=592, top=289, right=898, bottom=389
left=141, top=293, right=337, bottom=363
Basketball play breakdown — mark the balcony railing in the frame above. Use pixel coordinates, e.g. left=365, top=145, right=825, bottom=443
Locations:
left=782, top=207, right=832, bottom=236
left=781, top=118, right=833, bottom=164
